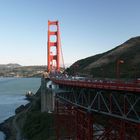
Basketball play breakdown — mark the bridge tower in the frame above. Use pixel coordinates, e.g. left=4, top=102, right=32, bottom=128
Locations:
left=47, top=20, right=61, bottom=72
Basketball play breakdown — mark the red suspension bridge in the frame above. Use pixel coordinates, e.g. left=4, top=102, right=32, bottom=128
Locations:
left=44, top=20, right=140, bottom=140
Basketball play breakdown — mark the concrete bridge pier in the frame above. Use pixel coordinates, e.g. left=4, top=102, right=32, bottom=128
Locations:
left=41, top=77, right=48, bottom=112
left=41, top=77, right=58, bottom=112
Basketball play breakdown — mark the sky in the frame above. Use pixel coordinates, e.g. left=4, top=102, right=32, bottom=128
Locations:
left=0, top=0, right=140, bottom=66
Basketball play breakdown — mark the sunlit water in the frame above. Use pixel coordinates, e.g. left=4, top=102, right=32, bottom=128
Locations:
left=0, top=77, right=41, bottom=140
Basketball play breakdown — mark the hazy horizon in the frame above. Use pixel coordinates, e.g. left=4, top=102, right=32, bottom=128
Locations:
left=0, top=62, right=72, bottom=67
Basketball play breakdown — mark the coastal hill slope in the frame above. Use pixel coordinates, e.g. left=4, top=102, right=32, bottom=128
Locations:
left=0, top=63, right=21, bottom=69
left=68, top=36, right=140, bottom=78
left=0, top=64, right=46, bottom=77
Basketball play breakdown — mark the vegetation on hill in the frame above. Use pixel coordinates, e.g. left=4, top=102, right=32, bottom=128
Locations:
left=22, top=88, right=56, bottom=140
left=0, top=63, right=21, bottom=68
left=23, top=112, right=55, bottom=140
left=0, top=65, right=46, bottom=77
left=67, top=36, right=140, bottom=79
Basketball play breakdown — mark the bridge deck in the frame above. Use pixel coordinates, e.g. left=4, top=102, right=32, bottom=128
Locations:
left=51, top=77, right=140, bottom=93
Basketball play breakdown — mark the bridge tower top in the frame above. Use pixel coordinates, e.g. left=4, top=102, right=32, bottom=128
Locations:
left=47, top=20, right=61, bottom=73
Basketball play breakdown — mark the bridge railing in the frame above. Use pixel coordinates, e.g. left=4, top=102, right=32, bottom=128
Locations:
left=50, top=75, right=140, bottom=93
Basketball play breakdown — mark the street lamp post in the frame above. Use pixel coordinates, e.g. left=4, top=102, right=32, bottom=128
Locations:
left=101, top=68, right=104, bottom=79
left=117, top=60, right=124, bottom=81
left=73, top=64, right=79, bottom=76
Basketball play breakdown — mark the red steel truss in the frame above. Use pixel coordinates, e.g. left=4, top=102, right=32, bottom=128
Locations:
left=55, top=95, right=140, bottom=140
left=55, top=98, right=94, bottom=140
left=55, top=99, right=76, bottom=139
left=76, top=109, right=93, bottom=140
left=95, top=119, right=140, bottom=140
left=54, top=84, right=140, bottom=139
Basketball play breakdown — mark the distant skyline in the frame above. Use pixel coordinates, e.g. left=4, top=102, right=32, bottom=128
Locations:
left=0, top=0, right=140, bottom=66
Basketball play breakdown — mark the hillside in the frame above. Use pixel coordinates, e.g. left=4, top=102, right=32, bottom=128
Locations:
left=0, top=64, right=46, bottom=77
left=68, top=36, right=140, bottom=79
left=0, top=63, right=21, bottom=69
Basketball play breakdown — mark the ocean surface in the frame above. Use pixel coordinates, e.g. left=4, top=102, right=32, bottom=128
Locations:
left=0, top=77, right=41, bottom=140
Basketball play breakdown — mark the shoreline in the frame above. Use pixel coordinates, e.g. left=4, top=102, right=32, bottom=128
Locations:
left=0, top=78, right=41, bottom=140
left=0, top=98, right=31, bottom=140
left=0, top=116, right=14, bottom=140
left=0, top=86, right=56, bottom=140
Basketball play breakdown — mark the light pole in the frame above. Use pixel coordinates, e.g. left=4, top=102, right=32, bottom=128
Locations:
left=117, top=60, right=124, bottom=81
left=100, top=68, right=104, bottom=79
left=73, top=64, right=79, bottom=76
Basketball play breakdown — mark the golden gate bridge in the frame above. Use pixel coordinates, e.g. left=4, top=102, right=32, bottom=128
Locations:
left=44, top=20, right=140, bottom=140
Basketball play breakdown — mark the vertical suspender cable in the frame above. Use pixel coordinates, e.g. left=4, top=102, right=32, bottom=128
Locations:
left=60, top=35, right=65, bottom=70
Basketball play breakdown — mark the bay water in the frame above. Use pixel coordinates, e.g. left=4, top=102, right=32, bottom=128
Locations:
left=0, top=77, right=41, bottom=140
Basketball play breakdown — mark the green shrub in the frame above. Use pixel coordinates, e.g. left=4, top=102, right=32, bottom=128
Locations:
left=23, top=112, right=56, bottom=140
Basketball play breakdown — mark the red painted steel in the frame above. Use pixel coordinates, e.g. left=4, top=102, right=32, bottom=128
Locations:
left=47, top=22, right=140, bottom=140
left=76, top=109, right=93, bottom=140
left=103, top=119, right=140, bottom=140
left=55, top=99, right=76, bottom=139
left=51, top=78, right=140, bottom=93
left=55, top=99, right=94, bottom=140
left=47, top=20, right=60, bottom=72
